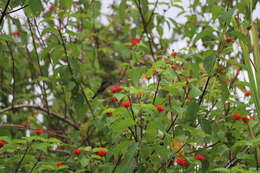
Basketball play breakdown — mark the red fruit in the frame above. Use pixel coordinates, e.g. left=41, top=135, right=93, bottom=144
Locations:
left=144, top=75, right=151, bottom=80
left=113, top=96, right=118, bottom=103
left=244, top=91, right=252, bottom=96
left=250, top=116, right=256, bottom=120
left=225, top=101, right=232, bottom=105
left=0, top=140, right=6, bottom=148
left=20, top=123, right=29, bottom=128
left=136, top=91, right=144, bottom=97
left=233, top=113, right=242, bottom=120
left=195, top=155, right=205, bottom=161
left=48, top=5, right=55, bottom=11
left=171, top=65, right=178, bottom=70
left=225, top=38, right=233, bottom=43
left=152, top=69, right=157, bottom=75
left=156, top=105, right=164, bottom=112
left=11, top=31, right=21, bottom=36
left=217, top=69, right=225, bottom=74
left=34, top=129, right=43, bottom=135
left=97, top=149, right=107, bottom=156
left=59, top=145, right=65, bottom=149
left=121, top=101, right=132, bottom=108
left=176, top=157, right=187, bottom=167
left=60, top=4, right=66, bottom=8
left=131, top=38, right=141, bottom=46
left=171, top=52, right=177, bottom=57
left=56, top=161, right=63, bottom=166
left=72, top=149, right=82, bottom=155
left=107, top=112, right=112, bottom=116
left=111, top=86, right=123, bottom=93
left=242, top=116, right=250, bottom=124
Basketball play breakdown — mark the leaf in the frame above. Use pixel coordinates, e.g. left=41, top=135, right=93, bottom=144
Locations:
left=28, top=0, right=43, bottom=16
left=170, top=139, right=184, bottom=154
left=185, top=100, right=200, bottom=121
left=0, top=35, right=13, bottom=41
left=211, top=5, right=223, bottom=21
left=118, top=143, right=138, bottom=173
left=111, top=118, right=135, bottom=140
left=193, top=28, right=215, bottom=44
left=190, top=85, right=202, bottom=98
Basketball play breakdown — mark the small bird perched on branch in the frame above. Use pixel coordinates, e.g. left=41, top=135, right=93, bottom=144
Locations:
left=92, top=53, right=153, bottom=99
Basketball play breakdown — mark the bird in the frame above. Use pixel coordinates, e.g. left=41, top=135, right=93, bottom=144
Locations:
left=92, top=54, right=154, bottom=99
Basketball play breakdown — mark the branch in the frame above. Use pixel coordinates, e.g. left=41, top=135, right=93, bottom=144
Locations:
left=0, top=104, right=79, bottom=130
left=0, top=0, right=12, bottom=27
left=6, top=4, right=28, bottom=15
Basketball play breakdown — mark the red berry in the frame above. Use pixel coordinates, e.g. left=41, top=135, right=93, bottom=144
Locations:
left=171, top=65, right=178, bottom=70
left=97, top=149, right=107, bottom=156
left=152, top=68, right=157, bottom=75
left=34, top=129, right=43, bottom=135
left=217, top=69, right=225, bottom=74
left=48, top=5, right=55, bottom=11
left=225, top=38, right=233, bottom=43
left=242, top=116, right=250, bottom=124
left=60, top=4, right=66, bottom=8
left=72, top=149, right=82, bottom=155
left=233, top=113, right=242, bottom=120
left=225, top=101, right=232, bottom=105
left=136, top=91, right=144, bottom=97
left=156, top=105, right=164, bottom=112
left=121, top=101, right=132, bottom=108
left=11, top=31, right=21, bottom=36
left=244, top=91, right=252, bottom=96
left=144, top=75, right=151, bottom=80
left=195, top=155, right=205, bottom=161
left=176, top=157, right=187, bottom=167
left=59, top=145, right=65, bottom=149
left=56, top=161, right=63, bottom=166
left=111, top=86, right=123, bottom=93
left=131, top=38, right=141, bottom=46
left=113, top=96, right=118, bottom=103
left=171, top=52, right=177, bottom=57
left=0, top=140, right=6, bottom=148
left=20, top=123, right=29, bottom=128
left=107, top=112, right=112, bottom=116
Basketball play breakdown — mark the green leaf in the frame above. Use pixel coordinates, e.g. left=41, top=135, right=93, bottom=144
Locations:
left=28, top=0, right=43, bottom=16
left=193, top=28, right=215, bottom=44
left=111, top=118, right=135, bottom=139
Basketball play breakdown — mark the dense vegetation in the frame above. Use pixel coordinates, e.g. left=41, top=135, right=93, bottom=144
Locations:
left=0, top=0, right=260, bottom=172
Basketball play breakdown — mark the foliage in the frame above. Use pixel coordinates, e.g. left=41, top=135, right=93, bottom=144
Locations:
left=0, top=0, right=260, bottom=172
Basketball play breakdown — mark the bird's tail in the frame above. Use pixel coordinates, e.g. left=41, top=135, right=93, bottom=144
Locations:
left=92, top=81, right=112, bottom=99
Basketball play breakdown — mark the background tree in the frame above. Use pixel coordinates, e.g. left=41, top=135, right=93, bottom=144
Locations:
left=0, top=0, right=260, bottom=172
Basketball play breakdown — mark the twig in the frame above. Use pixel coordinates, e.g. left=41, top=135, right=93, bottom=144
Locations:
left=112, top=154, right=122, bottom=173
left=0, top=0, right=12, bottom=27
left=5, top=41, right=15, bottom=108
left=57, top=26, right=95, bottom=120
left=27, top=17, right=51, bottom=117
left=14, top=142, right=32, bottom=173
left=0, top=104, right=79, bottom=130
left=6, top=4, right=29, bottom=15
left=134, top=0, right=156, bottom=61
left=152, top=75, right=161, bottom=104
left=29, top=151, right=43, bottom=173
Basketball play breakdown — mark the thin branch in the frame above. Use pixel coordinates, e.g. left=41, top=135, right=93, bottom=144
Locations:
left=152, top=75, right=161, bottom=104
left=0, top=0, right=12, bottom=27
left=27, top=17, right=51, bottom=117
left=6, top=4, right=28, bottom=15
left=29, top=151, right=43, bottom=173
left=57, top=26, right=95, bottom=120
left=5, top=41, right=15, bottom=108
left=14, top=142, right=32, bottom=173
left=0, top=104, right=79, bottom=130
